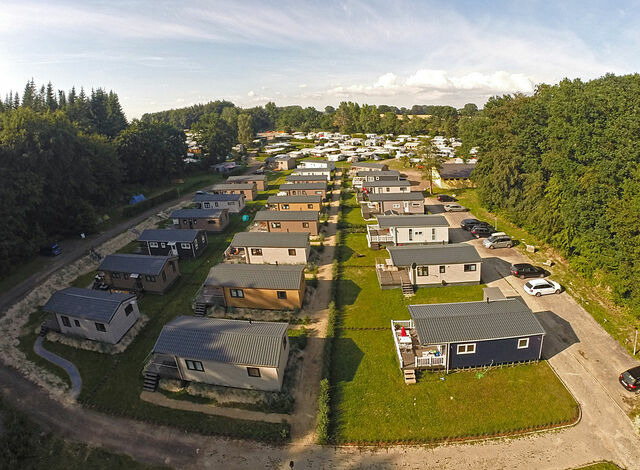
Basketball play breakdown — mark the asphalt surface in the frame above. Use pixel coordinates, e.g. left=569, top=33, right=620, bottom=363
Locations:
left=34, top=336, right=82, bottom=398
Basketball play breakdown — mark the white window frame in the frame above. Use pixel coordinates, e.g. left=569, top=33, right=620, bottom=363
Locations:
left=464, top=264, right=477, bottom=272
left=457, top=343, right=476, bottom=355
left=180, top=243, right=191, bottom=249
left=149, top=242, right=159, bottom=248
left=185, top=360, right=204, bottom=371
left=517, top=338, right=530, bottom=349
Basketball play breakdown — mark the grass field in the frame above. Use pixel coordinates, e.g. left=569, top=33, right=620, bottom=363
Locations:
left=576, top=463, right=622, bottom=470
left=16, top=170, right=295, bottom=443
left=329, top=176, right=579, bottom=443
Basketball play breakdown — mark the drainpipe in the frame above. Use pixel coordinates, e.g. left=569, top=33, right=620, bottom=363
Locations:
left=446, top=343, right=450, bottom=374
left=539, top=334, right=544, bottom=360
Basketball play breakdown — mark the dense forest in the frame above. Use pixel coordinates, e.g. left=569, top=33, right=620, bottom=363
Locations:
left=459, top=73, right=640, bottom=312
left=0, top=80, right=187, bottom=274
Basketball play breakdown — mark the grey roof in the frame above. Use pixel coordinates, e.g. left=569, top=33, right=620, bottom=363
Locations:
left=438, top=163, right=476, bottom=179
left=362, top=180, right=412, bottom=188
left=351, top=162, right=388, bottom=169
left=408, top=298, right=545, bottom=344
left=254, top=210, right=318, bottom=221
left=293, top=168, right=331, bottom=173
left=99, top=254, right=173, bottom=275
left=267, top=195, right=322, bottom=204
left=279, top=182, right=327, bottom=190
left=153, top=316, right=288, bottom=367
left=356, top=170, right=400, bottom=177
left=368, top=192, right=424, bottom=202
left=274, top=155, right=296, bottom=161
left=171, top=208, right=226, bottom=219
left=138, top=229, right=200, bottom=243
left=231, top=231, right=309, bottom=248
left=226, top=175, right=266, bottom=183
left=285, top=175, right=327, bottom=182
left=193, top=193, right=243, bottom=202
left=211, top=183, right=255, bottom=190
left=205, top=263, right=304, bottom=290
left=389, top=244, right=481, bottom=267
left=43, top=287, right=134, bottom=323
left=376, top=214, right=449, bottom=228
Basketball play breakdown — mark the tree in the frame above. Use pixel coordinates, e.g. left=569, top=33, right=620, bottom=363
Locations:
left=192, top=112, right=235, bottom=164
left=106, top=91, right=128, bottom=137
left=416, top=140, right=446, bottom=194
left=380, top=111, right=399, bottom=135
left=459, top=103, right=478, bottom=116
left=237, top=113, right=254, bottom=147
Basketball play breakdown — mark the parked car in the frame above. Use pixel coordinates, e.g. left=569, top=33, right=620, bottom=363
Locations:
left=195, top=190, right=207, bottom=195
left=510, top=263, right=547, bottom=279
left=254, top=167, right=265, bottom=175
left=523, top=278, right=562, bottom=297
left=483, top=233, right=513, bottom=249
left=444, top=203, right=468, bottom=212
left=461, top=218, right=489, bottom=231
left=437, top=194, right=456, bottom=202
left=40, top=243, right=62, bottom=257
left=619, top=366, right=640, bottom=392
left=471, top=225, right=495, bottom=238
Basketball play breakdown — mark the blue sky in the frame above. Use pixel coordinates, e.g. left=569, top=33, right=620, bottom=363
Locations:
left=0, top=0, right=637, bottom=118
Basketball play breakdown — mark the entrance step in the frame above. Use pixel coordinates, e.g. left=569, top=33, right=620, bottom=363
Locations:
left=404, top=369, right=417, bottom=385
left=143, top=372, right=159, bottom=392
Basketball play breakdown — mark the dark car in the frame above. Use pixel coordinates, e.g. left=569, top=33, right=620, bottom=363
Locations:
left=40, top=243, right=61, bottom=257
left=437, top=194, right=456, bottom=202
left=510, top=263, right=547, bottom=278
left=619, top=366, right=640, bottom=392
left=471, top=225, right=494, bottom=238
left=461, top=218, right=491, bottom=231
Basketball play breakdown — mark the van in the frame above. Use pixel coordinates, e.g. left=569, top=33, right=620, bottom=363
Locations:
left=483, top=234, right=513, bottom=249
left=40, top=243, right=62, bottom=256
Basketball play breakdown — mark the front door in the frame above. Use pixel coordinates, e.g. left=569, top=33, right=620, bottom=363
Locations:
left=408, top=228, right=413, bottom=241
left=403, top=201, right=410, bottom=213
left=168, top=243, right=178, bottom=256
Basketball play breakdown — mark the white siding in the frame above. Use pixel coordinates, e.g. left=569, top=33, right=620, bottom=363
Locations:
left=245, top=246, right=309, bottom=264
left=393, top=226, right=449, bottom=245
left=409, top=262, right=481, bottom=285
left=56, top=300, right=140, bottom=344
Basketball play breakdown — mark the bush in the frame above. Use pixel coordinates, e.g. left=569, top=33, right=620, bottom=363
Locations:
left=316, top=378, right=330, bottom=444
left=121, top=187, right=179, bottom=218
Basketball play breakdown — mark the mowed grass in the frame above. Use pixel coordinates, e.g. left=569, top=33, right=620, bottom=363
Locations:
left=575, top=463, right=622, bottom=470
left=331, top=330, right=578, bottom=443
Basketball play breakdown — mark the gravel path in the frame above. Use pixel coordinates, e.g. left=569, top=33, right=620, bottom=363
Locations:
left=33, top=336, right=82, bottom=399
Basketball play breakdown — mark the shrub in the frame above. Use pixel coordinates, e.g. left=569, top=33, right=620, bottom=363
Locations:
left=316, top=378, right=330, bottom=444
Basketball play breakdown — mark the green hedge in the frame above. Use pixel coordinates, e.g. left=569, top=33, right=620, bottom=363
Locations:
left=121, top=187, right=179, bottom=218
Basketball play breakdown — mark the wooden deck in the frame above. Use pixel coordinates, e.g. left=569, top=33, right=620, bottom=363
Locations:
left=376, top=266, right=410, bottom=288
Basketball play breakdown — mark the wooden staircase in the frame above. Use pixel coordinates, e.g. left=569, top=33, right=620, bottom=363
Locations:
left=403, top=369, right=416, bottom=385
left=400, top=271, right=414, bottom=296
left=143, top=371, right=159, bottom=392
left=194, top=302, right=208, bottom=317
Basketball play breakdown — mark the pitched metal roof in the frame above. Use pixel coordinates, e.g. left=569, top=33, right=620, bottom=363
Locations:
left=43, top=287, right=134, bottom=323
left=99, top=254, right=173, bottom=275
left=205, top=263, right=304, bottom=290
left=363, top=180, right=412, bottom=188
left=153, top=316, right=288, bottom=367
left=408, top=298, right=545, bottom=344
left=292, top=168, right=331, bottom=173
left=253, top=210, right=318, bottom=221
left=285, top=175, right=327, bottom=182
left=267, top=195, right=322, bottom=204
left=351, top=162, right=387, bottom=169
left=226, top=175, right=266, bottom=182
left=279, top=182, right=327, bottom=190
left=171, top=208, right=226, bottom=218
left=376, top=214, right=449, bottom=228
left=388, top=243, right=481, bottom=267
left=368, top=192, right=424, bottom=202
left=211, top=183, right=255, bottom=190
left=438, top=163, right=476, bottom=179
left=231, top=232, right=309, bottom=248
left=356, top=170, right=400, bottom=177
left=138, top=229, right=200, bottom=243
left=193, top=193, right=243, bottom=202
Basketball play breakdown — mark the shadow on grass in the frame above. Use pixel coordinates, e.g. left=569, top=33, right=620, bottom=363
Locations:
left=332, top=337, right=364, bottom=383
left=336, top=278, right=362, bottom=307
left=536, top=310, right=580, bottom=359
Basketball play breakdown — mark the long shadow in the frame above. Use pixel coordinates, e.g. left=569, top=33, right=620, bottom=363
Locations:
left=536, top=310, right=580, bottom=359
left=481, top=256, right=514, bottom=283
left=335, top=278, right=361, bottom=306
left=426, top=203, right=445, bottom=214
left=449, top=227, right=474, bottom=243
left=331, top=337, right=364, bottom=383
left=337, top=244, right=355, bottom=263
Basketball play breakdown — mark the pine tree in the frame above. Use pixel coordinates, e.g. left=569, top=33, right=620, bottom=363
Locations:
left=57, top=90, right=67, bottom=109
left=68, top=86, right=77, bottom=105
left=89, top=88, right=109, bottom=135
left=22, top=79, right=37, bottom=109
left=106, top=91, right=127, bottom=137
left=45, top=82, right=57, bottom=111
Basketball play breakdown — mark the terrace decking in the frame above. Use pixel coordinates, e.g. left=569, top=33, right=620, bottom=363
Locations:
left=391, top=320, right=446, bottom=377
left=375, top=258, right=413, bottom=295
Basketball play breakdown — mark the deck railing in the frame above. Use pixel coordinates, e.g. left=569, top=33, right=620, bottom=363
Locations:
left=415, top=355, right=446, bottom=368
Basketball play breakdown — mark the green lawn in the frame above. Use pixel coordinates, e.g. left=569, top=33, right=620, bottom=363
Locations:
left=575, top=463, right=622, bottom=470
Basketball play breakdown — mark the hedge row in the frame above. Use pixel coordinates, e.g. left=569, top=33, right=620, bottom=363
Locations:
left=121, top=187, right=179, bottom=218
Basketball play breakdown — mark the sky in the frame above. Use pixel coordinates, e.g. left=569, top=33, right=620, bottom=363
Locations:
left=0, top=0, right=637, bottom=119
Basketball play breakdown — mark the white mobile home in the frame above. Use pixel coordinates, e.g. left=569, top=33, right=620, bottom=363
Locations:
left=224, top=232, right=311, bottom=264
left=367, top=214, right=449, bottom=249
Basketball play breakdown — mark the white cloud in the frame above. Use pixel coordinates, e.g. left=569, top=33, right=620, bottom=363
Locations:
left=298, top=84, right=308, bottom=88
left=247, top=90, right=256, bottom=97
left=374, top=72, right=398, bottom=89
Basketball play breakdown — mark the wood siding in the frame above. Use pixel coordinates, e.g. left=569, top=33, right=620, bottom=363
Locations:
left=448, top=334, right=543, bottom=369
left=173, top=212, right=229, bottom=232
left=103, top=259, right=180, bottom=294
left=268, top=202, right=322, bottom=212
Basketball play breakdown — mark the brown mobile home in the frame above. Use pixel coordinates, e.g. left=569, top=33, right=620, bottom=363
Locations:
left=267, top=195, right=322, bottom=212
left=253, top=210, right=319, bottom=236
left=138, top=229, right=207, bottom=259
left=362, top=192, right=425, bottom=218
left=226, top=174, right=267, bottom=191
left=210, top=183, right=258, bottom=201
left=98, top=254, right=180, bottom=294
left=285, top=174, right=328, bottom=184
left=278, top=182, right=327, bottom=199
left=171, top=208, right=229, bottom=233
left=199, top=264, right=306, bottom=310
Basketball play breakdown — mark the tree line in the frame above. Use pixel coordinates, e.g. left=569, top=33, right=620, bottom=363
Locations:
left=459, top=73, right=640, bottom=312
left=0, top=81, right=187, bottom=274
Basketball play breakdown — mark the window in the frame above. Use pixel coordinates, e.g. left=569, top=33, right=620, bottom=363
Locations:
left=464, top=264, right=477, bottom=272
left=247, top=367, right=261, bottom=377
left=61, top=316, right=71, bottom=327
left=271, top=222, right=281, bottom=228
left=95, top=322, right=106, bottom=332
left=277, top=291, right=288, bottom=299
left=185, top=360, right=204, bottom=371
left=169, top=261, right=176, bottom=272
left=251, top=248, right=263, bottom=256
left=194, top=239, right=199, bottom=250
left=288, top=249, right=296, bottom=256
left=111, top=272, right=121, bottom=279
left=124, top=273, right=130, bottom=280
left=124, top=304, right=134, bottom=316
left=214, top=202, right=219, bottom=207
left=161, top=271, right=167, bottom=282
left=74, top=319, right=81, bottom=327
left=192, top=219, right=198, bottom=225
left=282, top=204, right=290, bottom=210
left=431, top=227, right=437, bottom=240
left=203, top=202, right=210, bottom=208
left=207, top=219, right=216, bottom=225
left=518, top=338, right=530, bottom=349
left=414, top=231, right=422, bottom=236
left=230, top=289, right=244, bottom=298
left=392, top=204, right=400, bottom=208
left=439, top=266, right=446, bottom=274
left=181, top=243, right=191, bottom=249
left=302, top=222, right=309, bottom=228
left=416, top=266, right=429, bottom=276
left=385, top=187, right=390, bottom=192
left=161, top=242, right=166, bottom=248
left=202, top=235, right=207, bottom=243
left=145, top=275, right=156, bottom=282
left=307, top=204, right=314, bottom=209
left=457, top=343, right=476, bottom=354
left=183, top=219, right=188, bottom=224
left=149, top=242, right=159, bottom=248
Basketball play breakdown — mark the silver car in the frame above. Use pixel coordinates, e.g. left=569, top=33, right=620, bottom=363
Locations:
left=443, top=203, right=468, bottom=212
left=483, top=232, right=513, bottom=249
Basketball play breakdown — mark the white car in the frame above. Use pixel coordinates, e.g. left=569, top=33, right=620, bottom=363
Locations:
left=523, top=279, right=562, bottom=297
left=443, top=203, right=468, bottom=212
